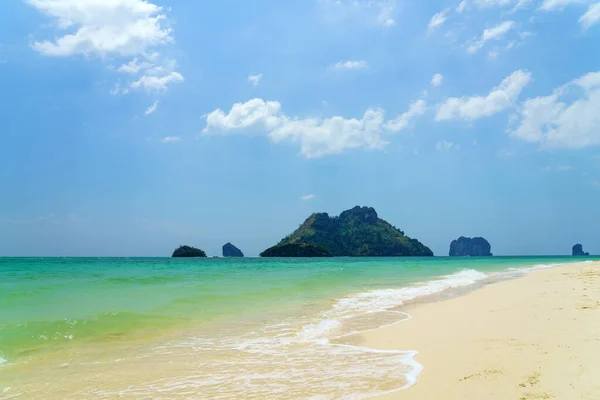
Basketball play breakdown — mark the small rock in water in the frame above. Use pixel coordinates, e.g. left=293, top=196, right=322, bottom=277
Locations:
left=222, top=243, right=244, bottom=257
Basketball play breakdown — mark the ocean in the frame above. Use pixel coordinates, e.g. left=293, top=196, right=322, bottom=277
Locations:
left=0, top=256, right=588, bottom=399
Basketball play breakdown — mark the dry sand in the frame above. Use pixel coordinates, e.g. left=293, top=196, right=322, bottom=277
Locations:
left=352, top=262, right=600, bottom=400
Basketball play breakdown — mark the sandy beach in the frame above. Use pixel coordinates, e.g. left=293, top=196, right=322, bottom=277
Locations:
left=347, top=261, right=600, bottom=399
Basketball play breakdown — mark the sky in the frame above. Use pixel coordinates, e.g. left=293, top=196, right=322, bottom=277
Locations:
left=1, top=0, right=599, bottom=257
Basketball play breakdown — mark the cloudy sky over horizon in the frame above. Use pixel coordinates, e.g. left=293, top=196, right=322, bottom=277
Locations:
left=1, top=0, right=599, bottom=256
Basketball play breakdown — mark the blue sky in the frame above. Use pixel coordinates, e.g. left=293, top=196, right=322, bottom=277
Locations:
left=1, top=0, right=599, bottom=257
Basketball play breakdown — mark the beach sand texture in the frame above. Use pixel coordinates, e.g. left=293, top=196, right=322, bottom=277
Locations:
left=354, top=262, right=600, bottom=399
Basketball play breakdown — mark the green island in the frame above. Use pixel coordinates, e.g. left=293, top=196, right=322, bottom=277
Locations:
left=261, top=206, right=433, bottom=257
left=261, top=243, right=333, bottom=257
left=172, top=245, right=207, bottom=258
left=449, top=237, right=493, bottom=257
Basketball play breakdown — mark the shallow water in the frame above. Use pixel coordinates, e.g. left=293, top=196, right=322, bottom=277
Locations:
left=0, top=256, right=588, bottom=399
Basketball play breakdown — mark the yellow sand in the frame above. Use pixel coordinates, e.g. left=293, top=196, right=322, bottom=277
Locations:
left=353, top=262, right=600, bottom=400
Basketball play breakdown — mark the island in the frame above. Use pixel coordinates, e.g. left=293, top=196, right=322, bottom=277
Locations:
left=172, top=245, right=207, bottom=258
left=223, top=243, right=244, bottom=257
left=260, top=243, right=333, bottom=258
left=449, top=237, right=492, bottom=257
left=262, top=206, right=433, bottom=257
left=572, top=244, right=590, bottom=256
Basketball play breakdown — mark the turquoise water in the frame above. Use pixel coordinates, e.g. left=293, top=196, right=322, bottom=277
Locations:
left=0, top=256, right=589, bottom=399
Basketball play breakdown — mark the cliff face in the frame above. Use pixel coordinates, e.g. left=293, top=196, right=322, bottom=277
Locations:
left=172, top=245, right=207, bottom=258
left=260, top=243, right=333, bottom=258
left=572, top=244, right=590, bottom=256
left=273, top=206, right=433, bottom=257
left=222, top=243, right=244, bottom=257
left=449, top=237, right=492, bottom=257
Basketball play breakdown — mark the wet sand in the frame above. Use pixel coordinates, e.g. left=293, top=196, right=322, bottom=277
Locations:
left=352, top=261, right=600, bottom=399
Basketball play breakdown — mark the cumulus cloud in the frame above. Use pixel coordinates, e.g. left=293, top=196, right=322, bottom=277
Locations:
left=436, top=69, right=532, bottom=121
left=27, top=0, right=183, bottom=94
left=331, top=60, right=369, bottom=70
left=131, top=71, right=184, bottom=92
left=116, top=57, right=152, bottom=74
left=431, top=73, right=444, bottom=87
left=203, top=99, right=283, bottom=133
left=145, top=100, right=159, bottom=115
left=27, top=0, right=172, bottom=57
left=511, top=71, right=600, bottom=148
left=203, top=98, right=426, bottom=158
left=248, top=73, right=263, bottom=87
left=428, top=9, right=450, bottom=32
left=384, top=100, right=427, bottom=132
left=467, top=21, right=515, bottom=53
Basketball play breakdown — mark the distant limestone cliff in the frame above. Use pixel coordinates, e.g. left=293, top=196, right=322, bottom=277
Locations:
left=172, top=245, right=207, bottom=258
left=572, top=244, right=590, bottom=256
left=261, top=243, right=333, bottom=258
left=449, top=237, right=492, bottom=257
left=223, top=243, right=244, bottom=257
left=264, top=206, right=433, bottom=257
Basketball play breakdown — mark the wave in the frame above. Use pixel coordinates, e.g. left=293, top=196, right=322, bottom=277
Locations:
left=128, top=268, right=497, bottom=399
left=331, top=269, right=489, bottom=319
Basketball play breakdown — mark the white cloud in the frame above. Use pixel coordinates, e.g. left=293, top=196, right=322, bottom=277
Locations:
left=431, top=73, right=444, bottom=87
left=248, top=73, right=263, bottom=87
left=203, top=98, right=428, bottom=157
left=145, top=100, right=159, bottom=115
left=457, top=1, right=468, bottom=13
left=428, top=9, right=450, bottom=32
left=204, top=99, right=284, bottom=133
left=319, top=0, right=396, bottom=29
left=467, top=21, right=515, bottom=53
left=116, top=57, right=151, bottom=74
left=301, top=194, right=316, bottom=201
left=436, top=69, right=532, bottom=121
left=131, top=71, right=184, bottom=92
left=511, top=71, right=600, bottom=148
left=162, top=136, right=180, bottom=143
left=27, top=0, right=172, bottom=57
left=540, top=0, right=587, bottom=11
left=471, top=0, right=531, bottom=8
left=377, top=2, right=396, bottom=27
left=332, top=60, right=369, bottom=70
left=580, top=3, right=600, bottom=30
left=27, top=0, right=183, bottom=95
left=436, top=141, right=460, bottom=151
left=268, top=109, right=388, bottom=158
left=384, top=100, right=427, bottom=132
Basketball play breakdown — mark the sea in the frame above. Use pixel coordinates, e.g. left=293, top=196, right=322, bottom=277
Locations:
left=0, top=256, right=590, bottom=399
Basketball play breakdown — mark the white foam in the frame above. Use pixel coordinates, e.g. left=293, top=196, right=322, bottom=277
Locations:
left=299, top=319, right=342, bottom=340
left=332, top=269, right=489, bottom=318
left=0, top=356, right=7, bottom=366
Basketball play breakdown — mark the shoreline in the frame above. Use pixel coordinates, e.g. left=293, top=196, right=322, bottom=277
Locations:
left=341, top=261, right=600, bottom=399
left=1, top=259, right=597, bottom=399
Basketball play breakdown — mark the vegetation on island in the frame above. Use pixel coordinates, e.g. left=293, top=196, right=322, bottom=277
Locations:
left=172, top=245, right=207, bottom=258
left=260, top=243, right=333, bottom=258
left=222, top=243, right=244, bottom=257
left=572, top=244, right=590, bottom=256
left=449, top=237, right=492, bottom=257
left=265, top=206, right=433, bottom=257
